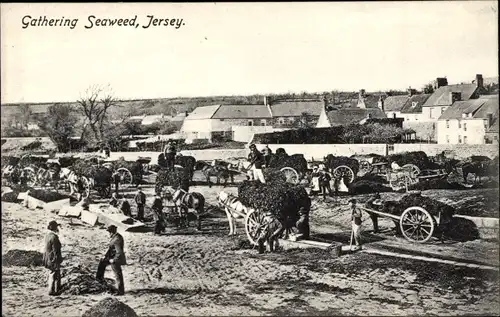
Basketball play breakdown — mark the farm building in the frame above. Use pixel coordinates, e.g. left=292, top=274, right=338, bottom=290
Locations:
left=267, top=97, right=324, bottom=127
left=422, top=74, right=488, bottom=121
left=180, top=104, right=272, bottom=142
left=437, top=94, right=499, bottom=144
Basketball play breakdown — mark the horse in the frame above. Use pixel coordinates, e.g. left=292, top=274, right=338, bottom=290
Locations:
left=217, top=190, right=254, bottom=235
left=198, top=160, right=234, bottom=187
left=235, top=159, right=254, bottom=180
left=461, top=160, right=496, bottom=183
left=171, top=187, right=205, bottom=231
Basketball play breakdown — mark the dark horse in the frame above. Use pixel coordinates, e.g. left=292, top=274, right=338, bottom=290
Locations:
left=461, top=158, right=498, bottom=183
left=196, top=160, right=234, bottom=187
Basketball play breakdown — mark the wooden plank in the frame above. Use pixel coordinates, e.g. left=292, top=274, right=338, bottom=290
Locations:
left=88, top=204, right=146, bottom=232
left=43, top=198, right=71, bottom=213
left=81, top=209, right=98, bottom=226
left=58, top=205, right=82, bottom=217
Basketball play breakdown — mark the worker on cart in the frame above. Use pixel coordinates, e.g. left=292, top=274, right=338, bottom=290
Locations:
left=247, top=144, right=266, bottom=183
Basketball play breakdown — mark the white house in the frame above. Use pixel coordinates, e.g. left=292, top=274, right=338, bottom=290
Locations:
left=437, top=95, right=499, bottom=144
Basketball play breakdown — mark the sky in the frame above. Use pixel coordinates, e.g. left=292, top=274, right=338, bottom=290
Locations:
left=1, top=1, right=498, bottom=104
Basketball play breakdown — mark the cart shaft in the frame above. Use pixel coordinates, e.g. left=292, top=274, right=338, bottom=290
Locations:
left=360, top=206, right=401, bottom=221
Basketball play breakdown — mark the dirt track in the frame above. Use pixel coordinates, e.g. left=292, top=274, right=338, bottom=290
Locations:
left=2, top=178, right=500, bottom=316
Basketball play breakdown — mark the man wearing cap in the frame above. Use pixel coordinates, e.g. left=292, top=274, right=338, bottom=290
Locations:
left=134, top=187, right=146, bottom=222
left=247, top=144, right=266, bottom=183
left=43, top=220, right=63, bottom=296
left=96, top=225, right=127, bottom=295
left=349, top=199, right=363, bottom=250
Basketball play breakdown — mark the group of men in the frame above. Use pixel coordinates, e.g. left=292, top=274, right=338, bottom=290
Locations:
left=43, top=220, right=126, bottom=296
left=109, top=187, right=147, bottom=222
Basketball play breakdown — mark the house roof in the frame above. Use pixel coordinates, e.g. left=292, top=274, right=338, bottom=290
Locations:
left=438, top=99, right=487, bottom=120
left=359, top=94, right=385, bottom=109
left=184, top=105, right=221, bottom=120
left=326, top=108, right=387, bottom=126
left=487, top=118, right=498, bottom=133
left=472, top=95, right=499, bottom=119
left=172, top=112, right=187, bottom=121
left=212, top=105, right=272, bottom=119
left=423, top=84, right=478, bottom=107
left=400, top=94, right=431, bottom=114
left=270, top=99, right=324, bottom=117
left=383, top=95, right=410, bottom=112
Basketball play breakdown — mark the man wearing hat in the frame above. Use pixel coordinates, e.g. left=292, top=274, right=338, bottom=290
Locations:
left=43, top=220, right=63, bottom=296
left=349, top=199, right=363, bottom=250
left=96, top=225, right=127, bottom=295
left=256, top=211, right=283, bottom=254
left=134, top=187, right=146, bottom=222
left=295, top=207, right=310, bottom=240
left=247, top=144, right=266, bottom=183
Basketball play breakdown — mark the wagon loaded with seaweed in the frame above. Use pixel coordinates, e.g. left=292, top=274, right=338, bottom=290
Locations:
left=266, top=148, right=309, bottom=184
left=361, top=192, right=455, bottom=243
left=71, top=159, right=113, bottom=198
left=101, top=158, right=144, bottom=189
left=237, top=174, right=311, bottom=245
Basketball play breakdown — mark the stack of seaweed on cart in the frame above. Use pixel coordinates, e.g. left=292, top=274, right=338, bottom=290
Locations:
left=71, top=159, right=113, bottom=197
left=266, top=148, right=308, bottom=182
left=237, top=174, right=311, bottom=244
left=155, top=168, right=191, bottom=194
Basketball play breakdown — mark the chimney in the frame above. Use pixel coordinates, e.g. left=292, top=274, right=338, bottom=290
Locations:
left=487, top=113, right=493, bottom=127
left=451, top=92, right=462, bottom=103
left=263, top=96, right=268, bottom=106
left=393, top=113, right=397, bottom=119
left=407, top=87, right=416, bottom=96
left=377, top=95, right=384, bottom=111
left=435, top=77, right=448, bottom=89
left=185, top=111, right=189, bottom=117
left=475, top=74, right=484, bottom=89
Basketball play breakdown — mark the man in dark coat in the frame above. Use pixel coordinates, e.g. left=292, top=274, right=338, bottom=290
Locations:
left=247, top=144, right=266, bottom=183
left=43, top=220, right=63, bottom=296
left=96, top=225, right=127, bottom=295
left=112, top=170, right=121, bottom=194
left=134, top=187, right=146, bottom=221
left=152, top=193, right=166, bottom=234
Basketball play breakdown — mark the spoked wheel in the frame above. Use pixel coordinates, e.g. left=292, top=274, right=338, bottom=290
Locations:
left=359, top=160, right=373, bottom=175
left=245, top=209, right=265, bottom=245
left=23, top=168, right=38, bottom=187
left=116, top=168, right=133, bottom=188
left=402, top=164, right=421, bottom=178
left=397, top=174, right=413, bottom=192
left=280, top=167, right=299, bottom=184
left=333, top=165, right=355, bottom=184
left=80, top=176, right=91, bottom=199
left=399, top=207, right=435, bottom=243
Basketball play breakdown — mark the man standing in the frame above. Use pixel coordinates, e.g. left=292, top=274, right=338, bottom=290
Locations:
left=134, top=187, right=146, bottom=222
left=365, top=193, right=383, bottom=233
left=262, top=145, right=273, bottom=167
left=318, top=167, right=332, bottom=199
left=247, top=144, right=266, bottom=183
left=112, top=170, right=121, bottom=195
left=257, top=211, right=283, bottom=254
left=96, top=225, right=127, bottom=296
left=349, top=199, right=363, bottom=250
left=43, top=220, right=63, bottom=296
left=152, top=193, right=165, bottom=235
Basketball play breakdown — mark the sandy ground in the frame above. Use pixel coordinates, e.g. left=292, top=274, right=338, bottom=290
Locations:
left=2, top=172, right=500, bottom=316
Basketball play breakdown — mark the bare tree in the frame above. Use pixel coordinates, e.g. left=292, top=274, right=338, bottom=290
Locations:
left=76, top=85, right=118, bottom=145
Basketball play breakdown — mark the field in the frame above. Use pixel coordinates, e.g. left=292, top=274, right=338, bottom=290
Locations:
left=2, top=169, right=499, bottom=316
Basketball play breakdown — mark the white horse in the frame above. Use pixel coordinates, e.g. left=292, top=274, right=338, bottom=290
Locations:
left=217, top=190, right=254, bottom=235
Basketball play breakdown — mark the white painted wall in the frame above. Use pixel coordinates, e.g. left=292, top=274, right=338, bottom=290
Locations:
left=438, top=118, right=489, bottom=144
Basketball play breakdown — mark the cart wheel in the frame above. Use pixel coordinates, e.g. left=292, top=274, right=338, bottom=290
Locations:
left=280, top=167, right=299, bottom=184
left=333, top=165, right=355, bottom=184
left=80, top=176, right=91, bottom=199
left=359, top=160, right=373, bottom=175
left=399, top=206, right=435, bottom=243
left=245, top=209, right=264, bottom=245
left=397, top=174, right=413, bottom=191
left=116, top=168, right=133, bottom=188
left=402, top=164, right=421, bottom=178
left=23, top=168, right=38, bottom=187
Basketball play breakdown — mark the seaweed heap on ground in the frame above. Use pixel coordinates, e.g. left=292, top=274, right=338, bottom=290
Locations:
left=238, top=177, right=311, bottom=226
left=380, top=193, right=455, bottom=220
left=60, top=265, right=115, bottom=295
left=27, top=189, right=70, bottom=202
left=348, top=174, right=393, bottom=194
left=2, top=250, right=43, bottom=267
left=155, top=168, right=190, bottom=194
left=82, top=297, right=138, bottom=317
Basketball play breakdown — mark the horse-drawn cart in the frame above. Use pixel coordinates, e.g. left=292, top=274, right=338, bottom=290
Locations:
left=360, top=194, right=454, bottom=243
